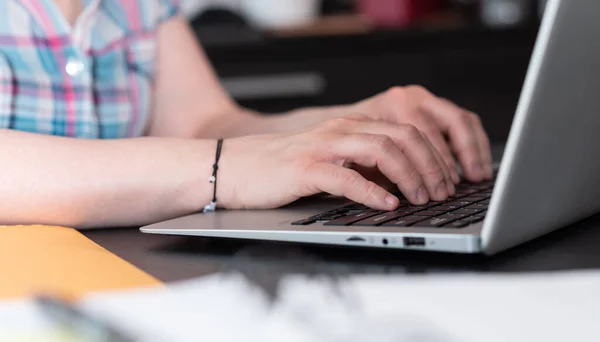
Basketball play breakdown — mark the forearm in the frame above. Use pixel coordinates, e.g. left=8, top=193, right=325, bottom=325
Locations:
left=0, top=129, right=215, bottom=228
left=208, top=105, right=350, bottom=137
left=152, top=17, right=352, bottom=138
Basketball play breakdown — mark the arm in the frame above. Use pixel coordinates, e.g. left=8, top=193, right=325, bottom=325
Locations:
left=0, top=16, right=487, bottom=228
left=148, top=16, right=254, bottom=138
left=148, top=16, right=348, bottom=138
left=0, top=129, right=215, bottom=228
left=149, top=17, right=492, bottom=182
left=0, top=115, right=464, bottom=228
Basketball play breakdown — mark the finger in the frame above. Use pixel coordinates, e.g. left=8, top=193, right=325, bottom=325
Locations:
left=334, top=133, right=428, bottom=204
left=420, top=132, right=455, bottom=196
left=470, top=113, right=494, bottom=179
left=418, top=130, right=451, bottom=191
left=416, top=111, right=460, bottom=184
left=423, top=129, right=460, bottom=184
left=308, top=163, right=398, bottom=211
left=351, top=165, right=397, bottom=192
left=421, top=97, right=486, bottom=182
left=345, top=123, right=449, bottom=202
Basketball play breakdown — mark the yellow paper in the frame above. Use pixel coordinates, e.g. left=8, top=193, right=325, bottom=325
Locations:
left=0, top=226, right=162, bottom=299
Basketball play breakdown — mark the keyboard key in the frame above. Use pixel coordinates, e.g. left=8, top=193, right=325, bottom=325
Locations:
left=415, top=213, right=465, bottom=227
left=342, top=203, right=369, bottom=211
left=381, top=217, right=425, bottom=227
left=353, top=212, right=404, bottom=226
left=457, top=203, right=488, bottom=213
left=413, top=216, right=456, bottom=227
left=447, top=193, right=469, bottom=200
left=408, top=214, right=437, bottom=218
left=461, top=182, right=490, bottom=190
left=395, top=203, right=409, bottom=210
left=397, top=198, right=412, bottom=206
left=315, top=214, right=345, bottom=221
left=452, top=208, right=484, bottom=215
left=441, top=212, right=470, bottom=220
left=455, top=189, right=479, bottom=196
left=445, top=200, right=472, bottom=208
left=428, top=204, right=462, bottom=212
left=406, top=205, right=430, bottom=211
left=292, top=218, right=317, bottom=226
left=460, top=196, right=485, bottom=203
left=324, top=211, right=380, bottom=226
left=326, top=208, right=349, bottom=215
left=426, top=202, right=448, bottom=208
left=411, top=210, right=442, bottom=217
left=396, top=207, right=426, bottom=215
left=465, top=193, right=490, bottom=199
left=443, top=220, right=471, bottom=228
left=463, top=215, right=485, bottom=224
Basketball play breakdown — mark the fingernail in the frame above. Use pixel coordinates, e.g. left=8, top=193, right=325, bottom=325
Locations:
left=417, top=187, right=429, bottom=204
left=436, top=182, right=448, bottom=199
left=385, top=194, right=399, bottom=207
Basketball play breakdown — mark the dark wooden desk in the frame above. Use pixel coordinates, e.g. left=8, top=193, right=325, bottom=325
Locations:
left=83, top=144, right=600, bottom=285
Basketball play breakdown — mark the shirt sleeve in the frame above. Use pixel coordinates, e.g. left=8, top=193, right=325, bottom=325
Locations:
left=157, top=0, right=181, bottom=24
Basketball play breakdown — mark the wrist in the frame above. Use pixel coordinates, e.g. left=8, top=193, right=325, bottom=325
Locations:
left=177, top=139, right=239, bottom=213
left=212, top=137, right=243, bottom=209
left=201, top=138, right=224, bottom=212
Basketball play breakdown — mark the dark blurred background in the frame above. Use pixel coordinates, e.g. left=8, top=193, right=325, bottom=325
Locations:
left=183, top=0, right=547, bottom=143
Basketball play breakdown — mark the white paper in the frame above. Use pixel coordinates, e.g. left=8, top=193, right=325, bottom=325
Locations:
left=0, top=299, right=65, bottom=341
left=3, top=271, right=600, bottom=342
left=279, top=272, right=600, bottom=342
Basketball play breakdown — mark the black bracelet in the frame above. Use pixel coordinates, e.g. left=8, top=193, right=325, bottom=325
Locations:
left=203, top=138, right=223, bottom=213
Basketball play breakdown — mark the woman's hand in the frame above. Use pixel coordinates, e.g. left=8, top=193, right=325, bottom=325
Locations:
left=230, top=86, right=493, bottom=185
left=351, top=86, right=493, bottom=183
left=219, top=115, right=456, bottom=211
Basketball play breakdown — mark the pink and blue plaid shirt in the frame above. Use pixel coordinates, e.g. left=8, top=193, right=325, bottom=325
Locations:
left=0, top=0, right=180, bottom=138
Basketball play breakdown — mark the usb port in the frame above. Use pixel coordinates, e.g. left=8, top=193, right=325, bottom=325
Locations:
left=404, top=237, right=425, bottom=247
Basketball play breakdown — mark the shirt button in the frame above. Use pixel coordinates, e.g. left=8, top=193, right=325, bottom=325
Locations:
left=65, top=57, right=85, bottom=77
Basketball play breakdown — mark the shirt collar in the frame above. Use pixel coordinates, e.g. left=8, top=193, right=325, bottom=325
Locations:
left=16, top=0, right=102, bottom=40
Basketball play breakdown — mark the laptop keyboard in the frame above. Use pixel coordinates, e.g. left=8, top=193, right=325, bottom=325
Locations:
left=292, top=179, right=495, bottom=228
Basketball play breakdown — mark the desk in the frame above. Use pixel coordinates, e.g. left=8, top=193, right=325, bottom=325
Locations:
left=82, top=146, right=600, bottom=288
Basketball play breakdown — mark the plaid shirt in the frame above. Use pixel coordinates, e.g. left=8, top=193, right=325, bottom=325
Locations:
left=0, top=0, right=180, bottom=138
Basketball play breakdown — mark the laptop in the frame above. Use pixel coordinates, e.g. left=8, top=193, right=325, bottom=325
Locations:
left=141, top=0, right=600, bottom=255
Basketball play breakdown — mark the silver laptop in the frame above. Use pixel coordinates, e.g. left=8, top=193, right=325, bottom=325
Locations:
left=141, top=0, right=600, bottom=255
